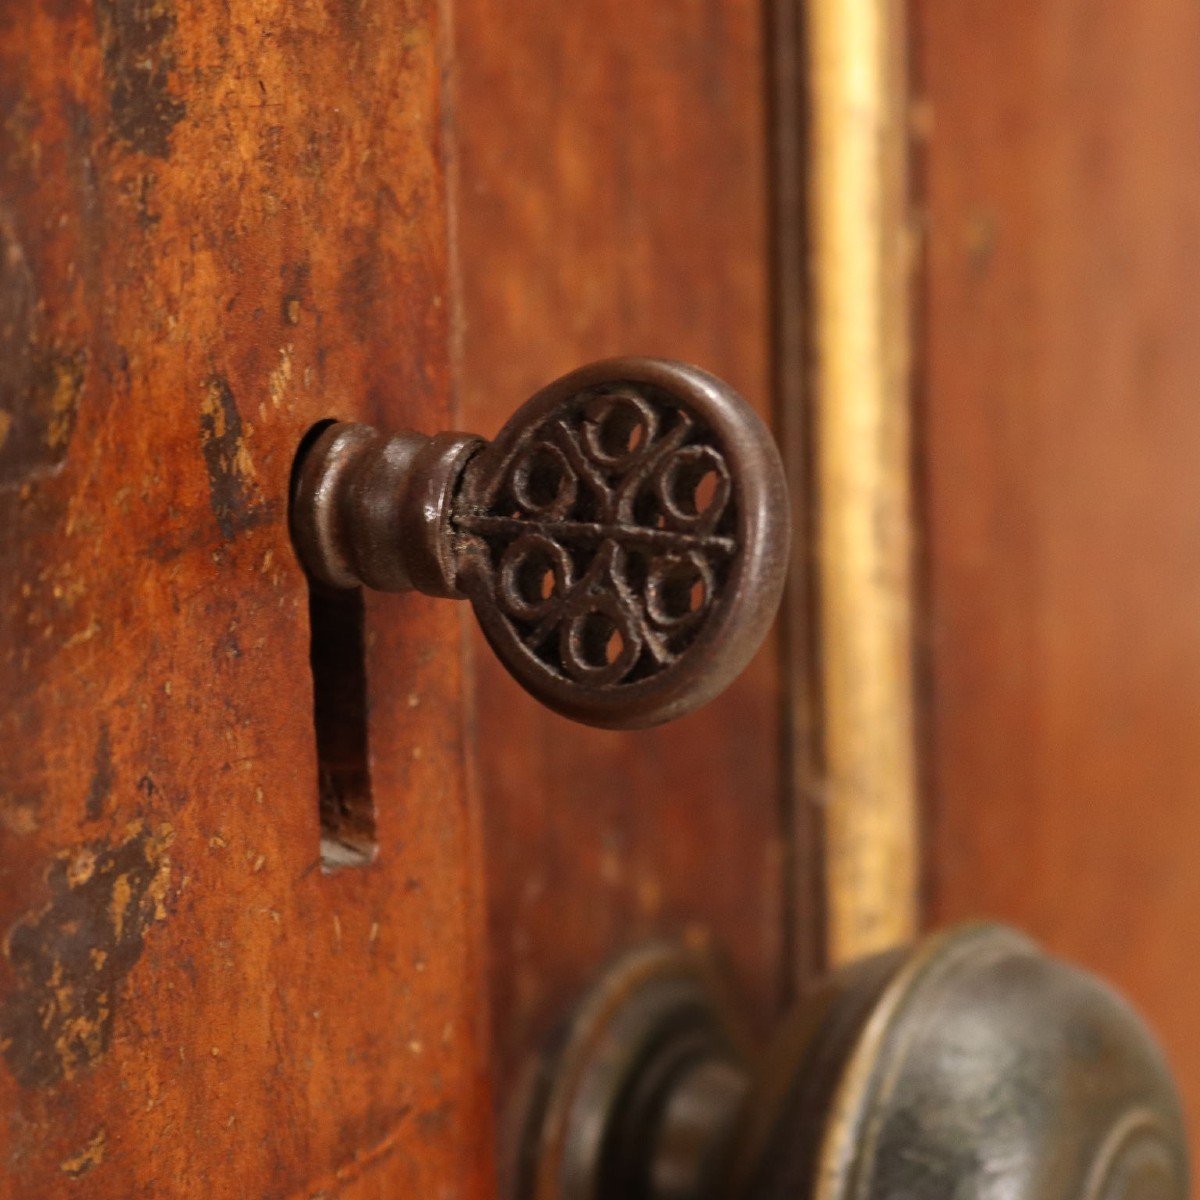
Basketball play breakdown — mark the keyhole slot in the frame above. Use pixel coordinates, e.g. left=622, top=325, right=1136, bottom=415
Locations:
left=293, top=420, right=377, bottom=871
left=307, top=584, right=377, bottom=870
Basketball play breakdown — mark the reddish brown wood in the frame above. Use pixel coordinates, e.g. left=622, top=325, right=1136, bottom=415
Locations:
left=0, top=0, right=820, bottom=1193
left=0, top=0, right=493, bottom=1195
left=915, top=0, right=1200, bottom=1167
left=448, top=0, right=792, bottom=1171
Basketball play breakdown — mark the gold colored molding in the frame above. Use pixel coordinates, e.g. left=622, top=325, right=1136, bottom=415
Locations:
left=807, top=0, right=919, bottom=963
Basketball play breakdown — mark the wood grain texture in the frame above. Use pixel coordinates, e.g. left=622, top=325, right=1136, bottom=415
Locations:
left=0, top=0, right=493, bottom=1195
left=915, top=0, right=1200, bottom=1165
left=448, top=0, right=792, bottom=1170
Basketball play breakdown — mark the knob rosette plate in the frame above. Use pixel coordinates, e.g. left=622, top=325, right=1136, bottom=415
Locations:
left=519, top=925, right=1189, bottom=1200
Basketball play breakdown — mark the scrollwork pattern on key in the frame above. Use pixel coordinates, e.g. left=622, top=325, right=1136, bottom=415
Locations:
left=454, top=385, right=737, bottom=689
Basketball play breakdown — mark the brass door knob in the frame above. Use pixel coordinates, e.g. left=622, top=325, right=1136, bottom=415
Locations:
left=520, top=925, right=1188, bottom=1200
left=290, top=358, right=789, bottom=729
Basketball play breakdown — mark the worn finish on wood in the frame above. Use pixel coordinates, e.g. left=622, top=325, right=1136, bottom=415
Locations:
left=448, top=0, right=792, bottom=1170
left=292, top=358, right=791, bottom=730
left=0, top=0, right=493, bottom=1195
left=916, top=0, right=1200, bottom=1169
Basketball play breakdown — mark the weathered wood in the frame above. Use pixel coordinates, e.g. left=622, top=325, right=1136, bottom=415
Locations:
left=0, top=0, right=492, bottom=1194
left=0, top=0, right=808, bottom=1192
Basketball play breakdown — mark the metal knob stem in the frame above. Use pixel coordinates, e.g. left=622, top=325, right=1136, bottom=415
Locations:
left=290, top=357, right=790, bottom=729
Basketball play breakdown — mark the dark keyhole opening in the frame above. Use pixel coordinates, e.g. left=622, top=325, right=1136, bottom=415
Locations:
left=292, top=420, right=377, bottom=871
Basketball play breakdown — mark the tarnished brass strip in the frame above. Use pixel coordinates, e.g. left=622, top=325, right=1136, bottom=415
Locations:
left=807, top=0, right=919, bottom=962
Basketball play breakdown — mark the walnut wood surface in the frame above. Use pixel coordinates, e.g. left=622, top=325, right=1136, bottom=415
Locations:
left=0, top=0, right=794, bottom=1193
left=0, top=1, right=493, bottom=1195
left=450, top=0, right=792, bottom=1170
left=916, top=0, right=1200, bottom=1166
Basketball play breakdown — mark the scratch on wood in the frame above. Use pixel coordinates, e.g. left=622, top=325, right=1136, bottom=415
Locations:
left=288, top=1109, right=413, bottom=1199
left=84, top=723, right=114, bottom=821
left=60, top=1128, right=107, bottom=1178
left=94, top=0, right=187, bottom=158
left=199, top=375, right=269, bottom=539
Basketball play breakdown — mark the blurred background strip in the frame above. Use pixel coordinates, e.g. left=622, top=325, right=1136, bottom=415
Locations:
left=914, top=0, right=1200, bottom=1166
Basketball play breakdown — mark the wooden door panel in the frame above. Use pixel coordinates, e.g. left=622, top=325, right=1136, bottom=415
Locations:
left=0, top=0, right=796, bottom=1193
left=0, top=1, right=492, bottom=1195
left=20, top=0, right=1198, bottom=1192
left=451, top=0, right=793, bottom=1147
left=916, top=0, right=1200, bottom=1166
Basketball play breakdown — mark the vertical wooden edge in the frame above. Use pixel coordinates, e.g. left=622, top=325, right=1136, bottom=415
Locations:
left=768, top=0, right=827, bottom=1000
left=793, top=0, right=921, bottom=966
left=436, top=0, right=500, bottom=1189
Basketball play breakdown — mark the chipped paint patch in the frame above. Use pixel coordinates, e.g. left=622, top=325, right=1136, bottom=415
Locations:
left=60, top=1128, right=106, bottom=1178
left=267, top=344, right=294, bottom=409
left=199, top=375, right=268, bottom=539
left=94, top=0, right=186, bottom=158
left=44, top=354, right=85, bottom=450
left=0, top=820, right=174, bottom=1088
left=0, top=209, right=88, bottom=487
